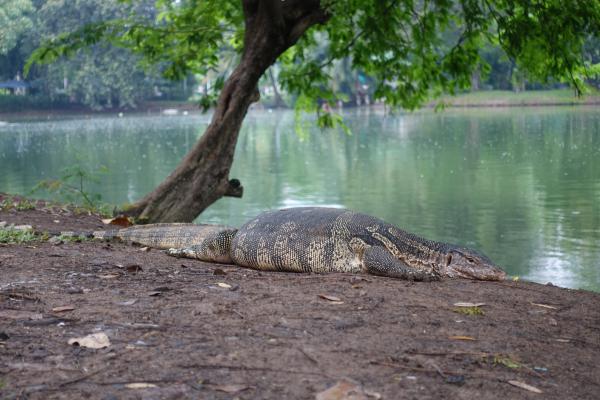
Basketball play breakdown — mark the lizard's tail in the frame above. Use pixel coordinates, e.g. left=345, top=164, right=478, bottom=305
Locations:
left=45, top=229, right=120, bottom=240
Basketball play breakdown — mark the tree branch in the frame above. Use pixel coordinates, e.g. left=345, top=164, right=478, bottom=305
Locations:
left=287, top=9, right=329, bottom=46
left=316, top=0, right=399, bottom=69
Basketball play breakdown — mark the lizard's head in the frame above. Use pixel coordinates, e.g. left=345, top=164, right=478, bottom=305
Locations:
left=443, top=247, right=506, bottom=281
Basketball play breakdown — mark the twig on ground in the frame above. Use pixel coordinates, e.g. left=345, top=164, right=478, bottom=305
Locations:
left=407, top=350, right=488, bottom=357
left=58, top=366, right=108, bottom=387
left=176, top=363, right=329, bottom=377
left=298, top=347, right=319, bottom=364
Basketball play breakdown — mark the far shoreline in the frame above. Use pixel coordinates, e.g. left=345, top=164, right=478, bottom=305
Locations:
left=1, top=89, right=599, bottom=119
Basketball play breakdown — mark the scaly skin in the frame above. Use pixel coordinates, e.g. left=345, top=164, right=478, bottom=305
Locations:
left=66, top=207, right=506, bottom=281
left=67, top=223, right=238, bottom=264
left=226, top=207, right=506, bottom=281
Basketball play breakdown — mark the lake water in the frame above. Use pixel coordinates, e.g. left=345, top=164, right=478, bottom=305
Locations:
left=1, top=108, right=599, bottom=291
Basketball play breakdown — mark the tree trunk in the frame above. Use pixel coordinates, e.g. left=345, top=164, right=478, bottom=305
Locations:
left=125, top=0, right=327, bottom=222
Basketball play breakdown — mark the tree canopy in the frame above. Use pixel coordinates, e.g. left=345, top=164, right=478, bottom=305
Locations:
left=0, top=0, right=34, bottom=56
left=25, top=0, right=600, bottom=222
left=1, top=0, right=193, bottom=110
left=28, top=0, right=600, bottom=110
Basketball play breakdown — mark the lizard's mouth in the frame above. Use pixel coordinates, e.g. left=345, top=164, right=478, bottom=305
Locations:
left=445, top=266, right=477, bottom=279
left=454, top=266, right=507, bottom=281
left=452, top=268, right=479, bottom=280
left=444, top=253, right=507, bottom=281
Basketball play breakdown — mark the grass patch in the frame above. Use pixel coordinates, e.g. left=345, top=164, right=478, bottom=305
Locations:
left=0, top=228, right=38, bottom=244
left=453, top=306, right=485, bottom=316
left=15, top=199, right=36, bottom=211
left=71, top=204, right=114, bottom=218
left=31, top=162, right=115, bottom=218
left=493, top=355, right=522, bottom=370
left=0, top=196, right=36, bottom=211
left=438, top=89, right=600, bottom=107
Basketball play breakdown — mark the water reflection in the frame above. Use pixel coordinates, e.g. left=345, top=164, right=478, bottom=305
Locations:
left=0, top=108, right=598, bottom=291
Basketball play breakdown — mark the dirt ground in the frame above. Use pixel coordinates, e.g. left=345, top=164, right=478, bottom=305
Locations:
left=1, top=196, right=599, bottom=400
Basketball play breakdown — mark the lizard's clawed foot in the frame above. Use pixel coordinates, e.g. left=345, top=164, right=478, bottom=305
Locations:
left=166, top=248, right=184, bottom=258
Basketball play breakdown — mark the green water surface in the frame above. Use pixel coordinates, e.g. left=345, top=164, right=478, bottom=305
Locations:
left=1, top=108, right=598, bottom=291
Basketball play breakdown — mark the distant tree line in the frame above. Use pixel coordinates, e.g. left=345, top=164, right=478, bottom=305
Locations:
left=1, top=0, right=598, bottom=111
left=0, top=0, right=193, bottom=110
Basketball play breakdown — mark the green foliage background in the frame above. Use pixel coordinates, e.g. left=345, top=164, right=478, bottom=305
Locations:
left=2, top=0, right=599, bottom=111
left=1, top=0, right=192, bottom=110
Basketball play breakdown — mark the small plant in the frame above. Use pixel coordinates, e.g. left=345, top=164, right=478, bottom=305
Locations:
left=31, top=162, right=113, bottom=216
left=15, top=198, right=36, bottom=211
left=0, top=196, right=36, bottom=211
left=0, top=227, right=38, bottom=244
left=453, top=306, right=485, bottom=316
left=0, top=197, right=11, bottom=210
left=492, top=355, right=522, bottom=370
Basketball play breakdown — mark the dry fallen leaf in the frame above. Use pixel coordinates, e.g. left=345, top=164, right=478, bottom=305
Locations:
left=52, top=305, right=75, bottom=313
left=531, top=302, right=558, bottom=310
left=448, top=335, right=477, bottom=341
left=102, top=215, right=133, bottom=227
left=508, top=380, right=543, bottom=393
left=98, top=273, right=121, bottom=279
left=453, top=302, right=486, bottom=307
left=68, top=332, right=110, bottom=349
left=318, top=294, right=344, bottom=304
left=316, top=378, right=379, bottom=400
left=125, top=383, right=158, bottom=389
left=211, top=384, right=251, bottom=394
left=116, top=299, right=137, bottom=306
left=217, top=282, right=232, bottom=289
